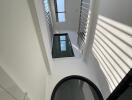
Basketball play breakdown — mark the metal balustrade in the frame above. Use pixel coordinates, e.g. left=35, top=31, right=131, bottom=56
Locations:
left=43, top=0, right=54, bottom=43
left=0, top=66, right=30, bottom=100
left=78, top=0, right=90, bottom=49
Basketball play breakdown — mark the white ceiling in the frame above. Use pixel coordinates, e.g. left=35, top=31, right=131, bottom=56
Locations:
left=49, top=0, right=81, bottom=32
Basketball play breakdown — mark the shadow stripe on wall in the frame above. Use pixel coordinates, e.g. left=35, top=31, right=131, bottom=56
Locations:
left=95, top=34, right=129, bottom=74
left=97, top=23, right=132, bottom=48
left=93, top=42, right=124, bottom=80
left=92, top=53, right=114, bottom=91
left=96, top=26, right=132, bottom=60
left=92, top=49, right=117, bottom=90
left=95, top=30, right=131, bottom=70
left=92, top=16, right=132, bottom=93
left=98, top=17, right=132, bottom=37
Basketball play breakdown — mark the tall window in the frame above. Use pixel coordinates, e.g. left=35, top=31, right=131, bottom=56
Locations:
left=55, top=0, right=65, bottom=22
left=44, top=0, right=50, bottom=13
left=60, top=36, right=66, bottom=51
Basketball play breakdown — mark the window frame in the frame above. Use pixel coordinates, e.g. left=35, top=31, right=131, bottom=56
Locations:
left=54, top=0, right=66, bottom=22
left=60, top=35, right=66, bottom=51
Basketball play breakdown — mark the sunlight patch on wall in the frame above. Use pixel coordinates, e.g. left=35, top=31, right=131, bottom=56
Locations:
left=92, top=15, right=132, bottom=92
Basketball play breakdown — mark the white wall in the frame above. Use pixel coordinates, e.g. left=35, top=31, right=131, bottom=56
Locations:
left=92, top=0, right=132, bottom=93
left=68, top=31, right=81, bottom=58
left=0, top=0, right=49, bottom=100
left=0, top=66, right=30, bottom=100
left=0, top=0, right=113, bottom=100
left=50, top=0, right=81, bottom=32
left=85, top=52, right=110, bottom=99
left=98, top=0, right=132, bottom=26
left=45, top=55, right=110, bottom=100
left=28, top=0, right=53, bottom=74
left=79, top=0, right=111, bottom=99
left=44, top=30, right=109, bottom=99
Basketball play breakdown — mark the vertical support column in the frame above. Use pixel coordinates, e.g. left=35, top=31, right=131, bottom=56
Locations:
left=83, top=0, right=100, bottom=60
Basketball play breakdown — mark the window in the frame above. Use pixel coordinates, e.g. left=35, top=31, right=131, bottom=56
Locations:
left=52, top=34, right=74, bottom=58
left=60, top=36, right=66, bottom=51
left=44, top=0, right=50, bottom=13
left=60, top=36, right=66, bottom=40
left=55, top=0, right=65, bottom=22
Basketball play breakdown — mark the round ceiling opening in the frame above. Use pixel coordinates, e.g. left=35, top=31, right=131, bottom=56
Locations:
left=51, top=76, right=104, bottom=100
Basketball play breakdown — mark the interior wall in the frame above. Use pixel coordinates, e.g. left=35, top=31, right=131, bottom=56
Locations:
left=0, top=66, right=30, bottom=100
left=45, top=54, right=111, bottom=100
left=0, top=0, right=48, bottom=100
left=85, top=52, right=110, bottom=99
left=47, top=0, right=112, bottom=99
left=52, top=31, right=81, bottom=57
left=50, top=0, right=81, bottom=32
left=92, top=0, right=132, bottom=93
left=98, top=0, right=132, bottom=26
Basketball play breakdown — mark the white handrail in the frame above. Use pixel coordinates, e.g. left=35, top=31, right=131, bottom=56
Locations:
left=0, top=83, right=17, bottom=100
left=23, top=92, right=28, bottom=100
left=0, top=83, right=29, bottom=100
